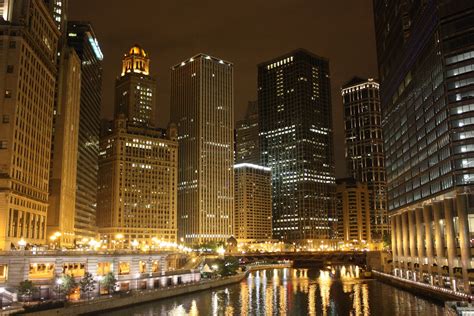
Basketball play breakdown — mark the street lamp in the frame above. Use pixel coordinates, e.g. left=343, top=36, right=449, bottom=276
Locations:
left=56, top=278, right=63, bottom=300
left=97, top=276, right=103, bottom=297
left=115, top=234, right=124, bottom=250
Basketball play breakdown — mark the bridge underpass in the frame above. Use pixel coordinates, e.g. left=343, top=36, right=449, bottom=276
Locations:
left=233, top=251, right=370, bottom=268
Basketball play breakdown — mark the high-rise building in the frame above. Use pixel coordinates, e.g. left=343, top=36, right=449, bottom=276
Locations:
left=67, top=22, right=103, bottom=241
left=234, top=163, right=272, bottom=243
left=336, top=178, right=371, bottom=245
left=171, top=54, right=234, bottom=245
left=115, top=45, right=156, bottom=127
left=98, top=118, right=178, bottom=247
left=258, top=49, right=335, bottom=242
left=236, top=101, right=260, bottom=165
left=342, top=77, right=387, bottom=239
left=0, top=0, right=13, bottom=21
left=374, top=0, right=474, bottom=293
left=97, top=46, right=178, bottom=247
left=47, top=46, right=81, bottom=247
left=43, top=0, right=68, bottom=33
left=0, top=0, right=59, bottom=249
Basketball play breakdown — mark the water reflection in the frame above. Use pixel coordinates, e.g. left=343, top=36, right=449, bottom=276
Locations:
left=104, top=266, right=446, bottom=316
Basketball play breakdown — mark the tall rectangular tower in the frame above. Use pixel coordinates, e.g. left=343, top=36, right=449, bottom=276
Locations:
left=67, top=22, right=103, bottom=241
left=47, top=46, right=81, bottom=247
left=342, top=77, right=387, bottom=239
left=374, top=0, right=474, bottom=292
left=0, top=0, right=59, bottom=249
left=258, top=49, right=335, bottom=242
left=171, top=54, right=234, bottom=245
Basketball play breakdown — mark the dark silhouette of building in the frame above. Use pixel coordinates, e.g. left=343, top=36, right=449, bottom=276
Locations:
left=236, top=101, right=260, bottom=165
left=67, top=21, right=103, bottom=240
left=374, top=0, right=474, bottom=293
left=258, top=49, right=335, bottom=242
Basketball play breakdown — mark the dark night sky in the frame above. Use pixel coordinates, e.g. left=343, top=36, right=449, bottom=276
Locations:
left=69, top=0, right=378, bottom=178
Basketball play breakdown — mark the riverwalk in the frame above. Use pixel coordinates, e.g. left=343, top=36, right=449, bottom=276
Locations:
left=24, top=273, right=246, bottom=315
left=17, top=263, right=292, bottom=315
left=373, top=270, right=474, bottom=302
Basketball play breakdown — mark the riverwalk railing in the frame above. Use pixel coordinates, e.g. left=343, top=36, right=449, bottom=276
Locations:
left=373, top=270, right=474, bottom=301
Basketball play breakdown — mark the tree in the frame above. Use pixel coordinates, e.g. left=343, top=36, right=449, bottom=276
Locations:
left=79, top=272, right=96, bottom=300
left=100, top=272, right=117, bottom=294
left=58, top=274, right=77, bottom=301
left=218, top=256, right=239, bottom=276
left=18, top=280, right=37, bottom=301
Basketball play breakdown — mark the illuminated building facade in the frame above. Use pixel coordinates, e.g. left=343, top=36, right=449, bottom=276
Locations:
left=342, top=77, right=388, bottom=239
left=374, top=0, right=474, bottom=293
left=0, top=251, right=197, bottom=300
left=336, top=178, right=371, bottom=244
left=98, top=46, right=177, bottom=247
left=0, top=0, right=13, bottom=21
left=115, top=45, right=156, bottom=127
left=67, top=22, right=103, bottom=240
left=258, top=49, right=336, bottom=242
left=47, top=47, right=81, bottom=247
left=97, top=118, right=178, bottom=247
left=236, top=101, right=260, bottom=165
left=171, top=54, right=234, bottom=244
left=43, top=0, right=68, bottom=33
left=234, top=163, right=272, bottom=243
left=0, top=0, right=59, bottom=249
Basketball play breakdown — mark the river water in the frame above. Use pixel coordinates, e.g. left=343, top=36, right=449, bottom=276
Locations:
left=104, top=266, right=446, bottom=315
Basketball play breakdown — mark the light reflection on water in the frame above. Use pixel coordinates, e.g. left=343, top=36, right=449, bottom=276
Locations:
left=104, top=266, right=446, bottom=316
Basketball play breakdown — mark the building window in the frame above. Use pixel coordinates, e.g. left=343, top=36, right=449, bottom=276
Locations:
left=0, top=265, right=7, bottom=281
left=29, top=263, right=55, bottom=279
left=6, top=65, right=13, bottom=73
left=0, top=141, right=7, bottom=149
left=4, top=90, right=12, bottom=98
left=2, top=115, right=8, bottom=123
left=118, top=262, right=130, bottom=275
left=8, top=41, right=15, bottom=49
left=97, top=262, right=112, bottom=276
left=63, top=263, right=85, bottom=277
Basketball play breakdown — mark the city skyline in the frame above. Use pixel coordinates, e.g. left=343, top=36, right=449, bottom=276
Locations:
left=69, top=0, right=378, bottom=178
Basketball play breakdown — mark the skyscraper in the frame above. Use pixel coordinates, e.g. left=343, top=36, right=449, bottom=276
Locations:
left=234, top=163, right=272, bottom=243
left=171, top=54, right=234, bottom=245
left=47, top=46, right=81, bottom=247
left=258, top=49, right=335, bottom=242
left=0, top=0, right=13, bottom=21
left=67, top=22, right=103, bottom=241
left=342, top=77, right=387, bottom=239
left=0, top=0, right=59, bottom=249
left=374, top=0, right=474, bottom=293
left=97, top=46, right=178, bottom=247
left=235, top=101, right=260, bottom=165
left=43, top=0, right=68, bottom=33
left=115, top=45, right=156, bottom=127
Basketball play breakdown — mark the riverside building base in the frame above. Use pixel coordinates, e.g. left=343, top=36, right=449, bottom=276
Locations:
left=390, top=190, right=474, bottom=295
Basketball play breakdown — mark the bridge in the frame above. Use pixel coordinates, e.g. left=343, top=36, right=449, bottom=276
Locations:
left=232, top=251, right=369, bottom=267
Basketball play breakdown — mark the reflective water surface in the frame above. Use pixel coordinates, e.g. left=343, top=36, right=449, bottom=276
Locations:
left=105, top=266, right=446, bottom=316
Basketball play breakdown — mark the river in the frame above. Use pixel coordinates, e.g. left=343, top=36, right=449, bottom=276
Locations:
left=104, top=266, right=446, bottom=315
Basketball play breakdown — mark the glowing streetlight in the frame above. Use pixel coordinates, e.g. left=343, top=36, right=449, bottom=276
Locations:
left=216, top=247, right=225, bottom=256
left=56, top=278, right=63, bottom=300
left=18, top=238, right=26, bottom=250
